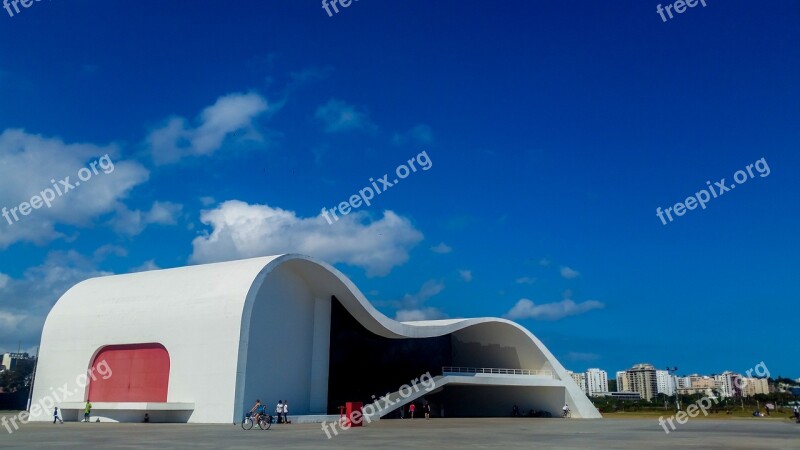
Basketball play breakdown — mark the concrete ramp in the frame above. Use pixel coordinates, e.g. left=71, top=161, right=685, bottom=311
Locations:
left=361, top=376, right=445, bottom=421
left=362, top=373, right=576, bottom=421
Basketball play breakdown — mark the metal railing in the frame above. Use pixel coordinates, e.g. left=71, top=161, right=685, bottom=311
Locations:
left=442, top=366, right=554, bottom=378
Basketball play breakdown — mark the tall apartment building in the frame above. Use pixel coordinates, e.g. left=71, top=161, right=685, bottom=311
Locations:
left=655, top=369, right=676, bottom=396
left=714, top=371, right=742, bottom=398
left=677, top=375, right=716, bottom=396
left=676, top=376, right=692, bottom=389
left=586, top=368, right=609, bottom=396
left=616, top=371, right=630, bottom=392
left=567, top=370, right=587, bottom=393
left=0, top=352, right=30, bottom=372
left=625, top=363, right=657, bottom=401
left=690, top=376, right=716, bottom=390
left=741, top=377, right=769, bottom=397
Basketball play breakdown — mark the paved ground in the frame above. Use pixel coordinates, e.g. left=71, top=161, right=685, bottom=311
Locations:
left=1, top=417, right=798, bottom=449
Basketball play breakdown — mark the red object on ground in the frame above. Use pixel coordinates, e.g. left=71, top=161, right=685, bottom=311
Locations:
left=87, top=343, right=170, bottom=402
left=343, top=401, right=364, bottom=427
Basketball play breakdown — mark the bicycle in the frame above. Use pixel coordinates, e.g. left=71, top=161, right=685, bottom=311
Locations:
left=561, top=409, right=571, bottom=418
left=242, top=412, right=273, bottom=430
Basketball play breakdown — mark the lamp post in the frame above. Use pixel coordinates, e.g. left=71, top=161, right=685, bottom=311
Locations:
left=667, top=366, right=680, bottom=411
left=26, top=346, right=39, bottom=413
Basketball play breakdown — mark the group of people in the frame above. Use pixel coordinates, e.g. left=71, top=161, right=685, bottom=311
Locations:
left=248, top=399, right=290, bottom=424
left=51, top=402, right=90, bottom=424
left=401, top=401, right=431, bottom=419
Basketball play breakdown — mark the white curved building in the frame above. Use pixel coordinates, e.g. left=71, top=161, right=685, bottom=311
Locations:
left=29, top=254, right=600, bottom=423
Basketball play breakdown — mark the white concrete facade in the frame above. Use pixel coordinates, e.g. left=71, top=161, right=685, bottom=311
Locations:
left=30, top=254, right=601, bottom=422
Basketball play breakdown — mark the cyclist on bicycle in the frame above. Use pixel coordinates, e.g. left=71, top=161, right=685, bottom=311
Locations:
left=249, top=399, right=265, bottom=421
left=562, top=403, right=570, bottom=417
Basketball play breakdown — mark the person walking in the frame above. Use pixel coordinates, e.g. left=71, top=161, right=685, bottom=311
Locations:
left=53, top=407, right=63, bottom=424
left=276, top=400, right=284, bottom=424
left=282, top=401, right=289, bottom=424
left=409, top=402, right=416, bottom=419
left=84, top=400, right=92, bottom=423
left=423, top=401, right=431, bottom=420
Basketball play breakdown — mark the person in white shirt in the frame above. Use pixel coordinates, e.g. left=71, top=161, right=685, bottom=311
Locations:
left=276, top=400, right=284, bottom=423
left=282, top=401, right=289, bottom=424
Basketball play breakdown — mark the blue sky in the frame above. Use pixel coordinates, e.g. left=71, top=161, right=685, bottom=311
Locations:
left=0, top=1, right=798, bottom=378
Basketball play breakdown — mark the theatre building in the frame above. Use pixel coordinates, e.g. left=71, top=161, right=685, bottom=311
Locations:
left=29, top=254, right=600, bottom=423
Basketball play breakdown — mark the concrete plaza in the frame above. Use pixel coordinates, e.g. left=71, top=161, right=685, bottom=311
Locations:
left=1, top=416, right=798, bottom=449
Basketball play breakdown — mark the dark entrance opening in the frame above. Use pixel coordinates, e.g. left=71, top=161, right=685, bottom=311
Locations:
left=326, top=296, right=452, bottom=413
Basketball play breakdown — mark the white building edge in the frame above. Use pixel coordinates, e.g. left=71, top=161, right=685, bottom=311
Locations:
left=30, top=254, right=601, bottom=423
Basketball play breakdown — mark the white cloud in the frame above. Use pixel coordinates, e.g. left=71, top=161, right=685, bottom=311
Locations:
left=430, top=242, right=452, bottom=254
left=147, top=201, right=182, bottom=224
left=392, top=124, right=433, bottom=146
left=560, top=266, right=580, bottom=279
left=146, top=92, right=269, bottom=165
left=110, top=201, right=183, bottom=236
left=395, top=307, right=448, bottom=322
left=131, top=259, right=161, bottom=273
left=0, top=129, right=149, bottom=248
left=0, top=251, right=112, bottom=351
left=515, top=276, right=536, bottom=284
left=459, top=269, right=473, bottom=282
left=400, top=279, right=445, bottom=308
left=315, top=99, right=375, bottom=133
left=0, top=273, right=9, bottom=289
left=504, top=298, right=603, bottom=321
left=190, top=200, right=423, bottom=277
left=393, top=279, right=447, bottom=321
left=0, top=311, right=26, bottom=330
left=93, top=244, right=128, bottom=259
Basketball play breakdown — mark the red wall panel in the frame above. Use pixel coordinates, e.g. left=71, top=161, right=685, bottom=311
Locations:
left=87, top=343, right=170, bottom=402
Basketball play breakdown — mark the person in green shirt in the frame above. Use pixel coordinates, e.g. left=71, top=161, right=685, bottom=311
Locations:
left=84, top=400, right=92, bottom=422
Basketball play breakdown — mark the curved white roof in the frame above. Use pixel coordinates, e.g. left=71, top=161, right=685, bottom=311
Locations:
left=32, top=254, right=600, bottom=422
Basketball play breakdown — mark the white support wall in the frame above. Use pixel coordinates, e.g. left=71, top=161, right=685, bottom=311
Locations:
left=309, top=297, right=331, bottom=413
